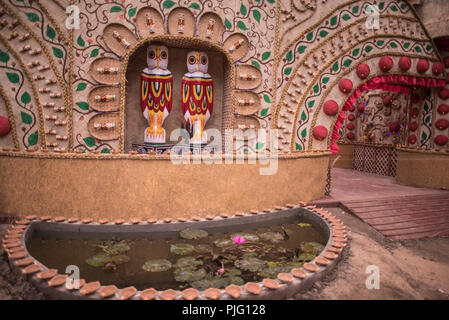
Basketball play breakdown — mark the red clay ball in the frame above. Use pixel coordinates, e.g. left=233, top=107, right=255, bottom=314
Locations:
left=437, top=104, right=449, bottom=115
left=347, top=132, right=355, bottom=140
left=408, top=122, right=418, bottom=132
left=383, top=95, right=393, bottom=107
left=432, top=62, right=444, bottom=76
left=408, top=134, right=417, bottom=144
left=356, top=63, right=370, bottom=79
left=398, top=56, right=412, bottom=71
left=357, top=103, right=365, bottom=114
left=434, top=135, right=448, bottom=146
left=313, top=125, right=328, bottom=141
left=417, top=59, right=430, bottom=74
left=410, top=108, right=419, bottom=119
left=389, top=122, right=400, bottom=133
left=436, top=118, right=449, bottom=130
left=346, top=123, right=355, bottom=131
left=348, top=114, right=356, bottom=121
left=0, top=116, right=11, bottom=137
left=379, top=56, right=394, bottom=72
left=323, top=100, right=339, bottom=116
left=339, top=78, right=353, bottom=94
left=439, top=88, right=449, bottom=100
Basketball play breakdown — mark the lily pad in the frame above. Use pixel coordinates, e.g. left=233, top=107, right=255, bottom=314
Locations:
left=142, top=259, right=172, bottom=272
left=170, top=243, right=195, bottom=255
left=258, top=265, right=291, bottom=279
left=189, top=279, right=213, bottom=291
left=97, top=240, right=131, bottom=255
left=229, top=276, right=245, bottom=286
left=180, top=228, right=208, bottom=240
left=195, top=244, right=212, bottom=253
left=224, top=268, right=242, bottom=277
left=86, top=253, right=130, bottom=268
left=214, top=238, right=234, bottom=248
left=235, top=256, right=266, bottom=272
left=174, top=256, right=203, bottom=269
left=259, top=232, right=285, bottom=243
left=230, top=232, right=259, bottom=242
left=300, top=242, right=325, bottom=255
left=298, top=253, right=316, bottom=262
left=174, top=268, right=206, bottom=282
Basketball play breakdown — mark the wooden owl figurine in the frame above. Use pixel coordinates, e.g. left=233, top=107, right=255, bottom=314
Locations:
left=181, top=51, right=213, bottom=144
left=140, top=45, right=173, bottom=144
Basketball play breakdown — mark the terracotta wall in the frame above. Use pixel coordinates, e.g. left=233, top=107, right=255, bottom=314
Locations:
left=0, top=154, right=329, bottom=220
left=396, top=150, right=449, bottom=190
left=334, top=144, right=354, bottom=169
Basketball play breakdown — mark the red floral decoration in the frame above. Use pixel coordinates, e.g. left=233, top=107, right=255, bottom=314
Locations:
left=436, top=118, right=449, bottom=130
left=323, top=100, right=339, bottom=116
left=348, top=114, right=356, bottom=121
left=408, top=134, right=417, bottom=144
left=437, top=104, right=449, bottom=115
left=0, top=116, right=11, bottom=137
left=383, top=95, right=393, bottom=107
left=356, top=63, right=370, bottom=79
left=434, top=135, right=448, bottom=146
left=339, top=78, right=353, bottom=94
left=416, top=59, right=430, bottom=74
left=313, top=126, right=328, bottom=141
left=357, top=103, right=365, bottom=113
left=408, top=122, right=418, bottom=132
left=379, top=56, right=394, bottom=72
left=432, top=62, right=444, bottom=76
left=346, top=123, right=355, bottom=131
left=389, top=122, right=400, bottom=133
left=398, top=56, right=412, bottom=71
left=410, top=108, right=419, bottom=119
left=347, top=132, right=355, bottom=140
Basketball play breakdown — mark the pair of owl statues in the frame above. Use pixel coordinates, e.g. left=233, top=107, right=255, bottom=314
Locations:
left=140, top=44, right=213, bottom=144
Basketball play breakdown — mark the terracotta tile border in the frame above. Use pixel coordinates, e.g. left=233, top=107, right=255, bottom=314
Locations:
left=4, top=205, right=348, bottom=300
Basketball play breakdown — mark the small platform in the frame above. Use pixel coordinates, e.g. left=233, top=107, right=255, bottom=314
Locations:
left=132, top=143, right=219, bottom=155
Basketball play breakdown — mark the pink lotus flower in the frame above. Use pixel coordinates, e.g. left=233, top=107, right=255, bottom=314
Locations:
left=232, top=236, right=246, bottom=245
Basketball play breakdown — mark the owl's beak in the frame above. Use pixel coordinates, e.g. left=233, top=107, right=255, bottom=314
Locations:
left=156, top=46, right=160, bottom=69
left=196, top=51, right=200, bottom=72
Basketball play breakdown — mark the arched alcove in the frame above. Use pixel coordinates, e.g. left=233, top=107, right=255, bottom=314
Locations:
left=123, top=38, right=234, bottom=152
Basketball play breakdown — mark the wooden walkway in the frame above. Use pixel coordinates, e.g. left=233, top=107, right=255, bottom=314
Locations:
left=313, top=169, right=449, bottom=240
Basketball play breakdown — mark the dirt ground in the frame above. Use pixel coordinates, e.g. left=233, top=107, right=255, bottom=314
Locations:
left=1, top=207, right=449, bottom=300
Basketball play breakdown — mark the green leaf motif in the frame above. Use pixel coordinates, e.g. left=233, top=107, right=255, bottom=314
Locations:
left=101, top=148, right=111, bottom=154
left=342, top=14, right=351, bottom=21
left=296, top=143, right=303, bottom=151
left=76, top=102, right=89, bottom=110
left=52, top=47, right=63, bottom=58
left=390, top=4, right=398, bottom=12
left=21, top=112, right=32, bottom=125
left=263, top=94, right=271, bottom=103
left=284, top=67, right=292, bottom=75
left=162, top=0, right=175, bottom=9
left=377, top=40, right=384, bottom=46
left=352, top=6, right=359, bottom=14
left=379, top=2, right=385, bottom=10
left=77, top=35, right=85, bottom=47
left=365, top=45, right=373, bottom=53
left=332, top=61, right=339, bottom=72
left=21, top=92, right=31, bottom=105
left=308, top=100, right=315, bottom=108
left=110, top=6, right=122, bottom=13
left=343, top=59, right=352, bottom=67
left=286, top=50, right=293, bottom=62
left=425, top=44, right=432, bottom=52
left=297, top=46, right=306, bottom=54
left=189, top=3, right=200, bottom=10
left=352, top=48, right=360, bottom=57
left=261, top=51, right=271, bottom=61
left=322, top=77, right=329, bottom=84
left=260, top=108, right=269, bottom=117
left=267, top=0, right=275, bottom=3
left=224, top=18, right=232, bottom=30
left=390, top=42, right=398, bottom=49
left=252, top=10, right=261, bottom=23
left=401, top=3, right=408, bottom=10
left=301, top=111, right=307, bottom=121
left=319, top=30, right=328, bottom=38
left=128, top=7, right=137, bottom=17
left=404, top=42, right=410, bottom=49
left=0, top=50, right=9, bottom=63
left=256, top=142, right=265, bottom=150
left=84, top=137, right=96, bottom=147
left=237, top=21, right=247, bottom=30
left=415, top=46, right=422, bottom=53
left=28, top=131, right=38, bottom=146
left=306, top=32, right=313, bottom=41
left=6, top=72, right=19, bottom=83
left=90, top=49, right=99, bottom=58
left=330, top=16, right=338, bottom=26
left=301, top=129, right=307, bottom=138
left=313, top=84, right=319, bottom=93
left=25, top=12, right=39, bottom=23
left=76, top=83, right=87, bottom=91
left=251, top=61, right=260, bottom=69
left=421, top=132, right=427, bottom=141
left=240, top=4, right=247, bottom=15
left=46, top=25, right=56, bottom=39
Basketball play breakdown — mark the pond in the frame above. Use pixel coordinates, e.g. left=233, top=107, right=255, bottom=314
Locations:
left=26, top=216, right=327, bottom=291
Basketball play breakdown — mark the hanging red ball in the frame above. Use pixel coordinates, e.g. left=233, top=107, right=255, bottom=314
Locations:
left=439, top=88, right=449, bottom=100
left=313, top=125, right=328, bottom=141
left=408, top=134, right=417, bottom=144
left=379, top=56, right=394, bottom=72
left=411, top=93, right=421, bottom=104
left=410, top=108, right=419, bottom=119
left=437, top=104, right=449, bottom=115
left=408, top=122, right=418, bottom=132
left=346, top=123, right=355, bottom=131
left=383, top=95, right=393, bottom=106
left=348, top=114, right=356, bottom=121
left=347, top=132, right=355, bottom=140
left=398, top=56, right=412, bottom=71
left=339, top=78, right=353, bottom=94
left=436, top=118, right=449, bottom=130
left=0, top=116, right=11, bottom=137
left=434, top=135, right=448, bottom=146
left=417, top=59, right=430, bottom=74
left=432, top=62, right=444, bottom=76
left=356, top=63, right=370, bottom=79
left=357, top=103, right=365, bottom=113
left=323, top=100, right=339, bottom=116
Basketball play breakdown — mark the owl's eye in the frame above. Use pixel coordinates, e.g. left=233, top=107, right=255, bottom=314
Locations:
left=201, top=56, right=207, bottom=65
left=148, top=51, right=156, bottom=59
left=161, top=51, right=167, bottom=59
left=188, top=56, right=196, bottom=65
